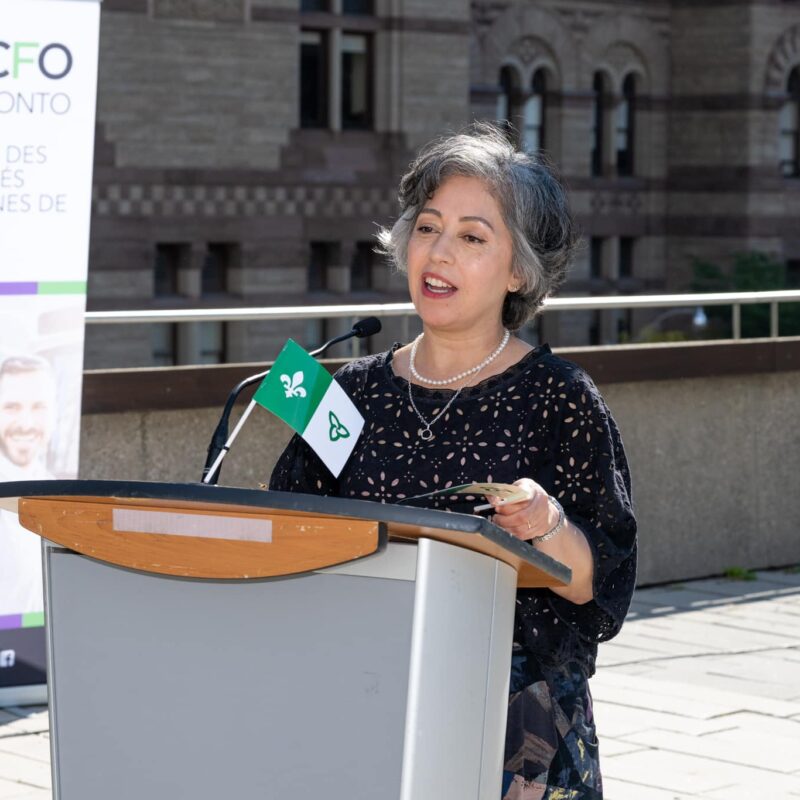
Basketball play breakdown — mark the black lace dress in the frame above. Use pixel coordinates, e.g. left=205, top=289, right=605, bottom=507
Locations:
left=269, top=343, right=637, bottom=799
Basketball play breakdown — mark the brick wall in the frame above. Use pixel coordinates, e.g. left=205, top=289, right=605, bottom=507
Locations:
left=84, top=0, right=800, bottom=368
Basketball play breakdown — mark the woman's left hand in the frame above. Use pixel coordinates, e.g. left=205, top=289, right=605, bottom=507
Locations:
left=491, top=478, right=595, bottom=604
left=490, top=478, right=559, bottom=541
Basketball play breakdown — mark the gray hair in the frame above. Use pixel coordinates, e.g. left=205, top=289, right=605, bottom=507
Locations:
left=377, top=122, right=578, bottom=330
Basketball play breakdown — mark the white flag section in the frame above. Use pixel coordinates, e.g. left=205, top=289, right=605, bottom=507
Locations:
left=0, top=0, right=101, bottom=703
left=302, top=380, right=365, bottom=478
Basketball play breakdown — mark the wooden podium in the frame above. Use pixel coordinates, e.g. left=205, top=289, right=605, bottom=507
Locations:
left=0, top=480, right=569, bottom=800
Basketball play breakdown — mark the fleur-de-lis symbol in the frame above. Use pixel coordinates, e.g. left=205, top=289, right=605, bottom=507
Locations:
left=328, top=410, right=350, bottom=442
left=280, top=371, right=307, bottom=399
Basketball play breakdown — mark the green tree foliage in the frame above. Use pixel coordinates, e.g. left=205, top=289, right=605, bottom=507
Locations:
left=690, top=252, right=800, bottom=338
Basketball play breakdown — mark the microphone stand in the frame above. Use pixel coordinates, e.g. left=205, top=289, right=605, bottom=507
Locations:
left=201, top=320, right=379, bottom=486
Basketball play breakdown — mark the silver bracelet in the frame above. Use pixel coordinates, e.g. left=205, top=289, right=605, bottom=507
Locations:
left=528, top=496, right=565, bottom=544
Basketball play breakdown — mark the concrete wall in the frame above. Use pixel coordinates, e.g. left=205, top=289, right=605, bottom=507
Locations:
left=600, top=370, right=800, bottom=585
left=78, top=348, right=800, bottom=586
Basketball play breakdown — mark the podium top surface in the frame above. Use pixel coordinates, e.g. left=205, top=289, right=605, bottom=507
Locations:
left=0, top=479, right=570, bottom=588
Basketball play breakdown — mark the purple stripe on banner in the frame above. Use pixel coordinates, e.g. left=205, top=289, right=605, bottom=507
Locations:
left=0, top=614, right=23, bottom=631
left=0, top=283, right=38, bottom=295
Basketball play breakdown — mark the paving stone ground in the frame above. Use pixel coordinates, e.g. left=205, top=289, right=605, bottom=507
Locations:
left=594, top=568, right=800, bottom=799
left=0, top=568, right=798, bottom=799
left=0, top=707, right=50, bottom=800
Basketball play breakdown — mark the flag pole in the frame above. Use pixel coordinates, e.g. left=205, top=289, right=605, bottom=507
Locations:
left=202, top=399, right=258, bottom=485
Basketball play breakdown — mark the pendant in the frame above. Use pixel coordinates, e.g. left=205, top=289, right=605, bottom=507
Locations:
left=419, top=428, right=434, bottom=442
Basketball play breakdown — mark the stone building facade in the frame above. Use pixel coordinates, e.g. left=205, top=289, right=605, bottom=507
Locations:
left=85, top=0, right=800, bottom=367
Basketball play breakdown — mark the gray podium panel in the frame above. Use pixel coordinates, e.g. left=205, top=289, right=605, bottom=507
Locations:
left=47, top=548, right=415, bottom=799
left=45, top=539, right=516, bottom=800
left=400, top=538, right=516, bottom=799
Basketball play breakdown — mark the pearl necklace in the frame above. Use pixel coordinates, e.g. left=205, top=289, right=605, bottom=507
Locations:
left=409, top=328, right=511, bottom=386
left=408, top=329, right=511, bottom=441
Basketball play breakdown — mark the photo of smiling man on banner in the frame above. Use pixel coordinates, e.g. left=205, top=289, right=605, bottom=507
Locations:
left=0, top=356, right=57, bottom=484
left=0, top=296, right=84, bottom=619
left=0, top=354, right=57, bottom=617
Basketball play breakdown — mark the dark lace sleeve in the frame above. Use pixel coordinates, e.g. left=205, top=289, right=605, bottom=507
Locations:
left=268, top=357, right=369, bottom=496
left=542, top=367, right=637, bottom=644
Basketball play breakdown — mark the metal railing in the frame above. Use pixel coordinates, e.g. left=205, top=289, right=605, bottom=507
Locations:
left=85, top=290, right=800, bottom=343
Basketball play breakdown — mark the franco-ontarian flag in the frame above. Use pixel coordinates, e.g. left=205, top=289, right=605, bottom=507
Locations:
left=253, top=339, right=364, bottom=478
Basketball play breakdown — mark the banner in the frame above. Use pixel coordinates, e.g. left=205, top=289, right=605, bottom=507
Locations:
left=0, top=0, right=100, bottom=703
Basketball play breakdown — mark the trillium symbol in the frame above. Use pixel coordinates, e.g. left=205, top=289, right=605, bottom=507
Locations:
left=328, top=410, right=350, bottom=441
left=281, top=371, right=307, bottom=398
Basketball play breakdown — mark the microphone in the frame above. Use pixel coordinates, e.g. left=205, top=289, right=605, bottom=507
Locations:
left=351, top=316, right=381, bottom=338
left=308, top=316, right=381, bottom=357
left=201, top=317, right=382, bottom=485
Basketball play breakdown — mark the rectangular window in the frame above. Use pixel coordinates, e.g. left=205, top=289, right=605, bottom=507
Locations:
left=300, top=30, right=328, bottom=128
left=341, top=33, right=372, bottom=130
left=497, top=66, right=516, bottom=134
left=617, top=310, right=634, bottom=342
left=779, top=102, right=799, bottom=177
left=203, top=242, right=236, bottom=295
left=617, top=75, right=636, bottom=177
left=496, top=93, right=509, bottom=127
left=590, top=237, right=604, bottom=280
left=301, top=0, right=330, bottom=11
left=522, top=95, right=543, bottom=154
left=154, top=243, right=185, bottom=297
left=589, top=310, right=602, bottom=346
left=309, top=241, right=338, bottom=291
left=619, top=237, right=634, bottom=279
left=522, top=70, right=547, bottom=155
left=591, top=75, right=605, bottom=178
left=151, top=324, right=177, bottom=366
left=351, top=241, right=374, bottom=291
left=616, top=99, right=632, bottom=176
left=199, top=321, right=226, bottom=365
left=342, top=0, right=374, bottom=14
left=786, top=259, right=800, bottom=288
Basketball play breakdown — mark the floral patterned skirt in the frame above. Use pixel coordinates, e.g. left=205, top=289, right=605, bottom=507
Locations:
left=502, top=653, right=603, bottom=800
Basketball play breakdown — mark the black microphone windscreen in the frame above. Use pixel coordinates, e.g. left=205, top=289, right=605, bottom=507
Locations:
left=352, top=317, right=381, bottom=337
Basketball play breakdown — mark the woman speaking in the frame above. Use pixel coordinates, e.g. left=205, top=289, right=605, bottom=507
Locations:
left=270, top=123, right=637, bottom=799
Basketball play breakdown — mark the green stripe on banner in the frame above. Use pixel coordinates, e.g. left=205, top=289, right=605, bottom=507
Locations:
left=22, top=612, right=45, bottom=628
left=38, top=281, right=87, bottom=295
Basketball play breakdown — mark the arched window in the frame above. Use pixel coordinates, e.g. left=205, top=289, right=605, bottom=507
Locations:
left=591, top=72, right=608, bottom=177
left=522, top=69, right=547, bottom=154
left=617, top=73, right=636, bottom=176
left=497, top=66, right=520, bottom=135
left=779, top=67, right=800, bottom=177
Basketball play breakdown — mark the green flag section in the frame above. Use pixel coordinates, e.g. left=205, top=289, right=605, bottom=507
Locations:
left=253, top=340, right=333, bottom=432
left=253, top=339, right=364, bottom=477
